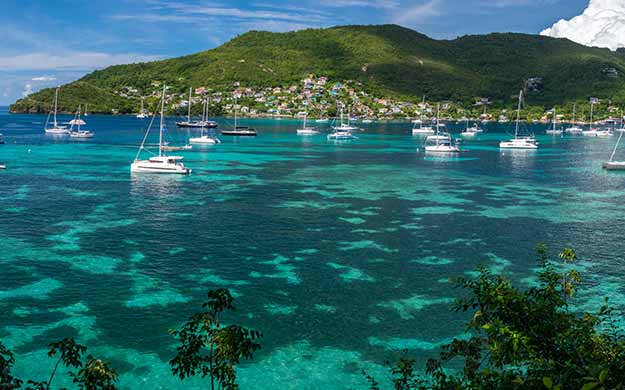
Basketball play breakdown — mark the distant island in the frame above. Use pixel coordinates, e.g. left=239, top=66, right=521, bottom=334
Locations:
left=9, top=24, right=625, bottom=121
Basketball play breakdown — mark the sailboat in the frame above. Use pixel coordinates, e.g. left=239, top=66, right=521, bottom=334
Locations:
left=565, top=103, right=583, bottom=135
left=461, top=118, right=483, bottom=137
left=602, top=130, right=625, bottom=170
left=582, top=100, right=611, bottom=137
left=176, top=88, right=218, bottom=128
left=221, top=98, right=257, bottom=136
left=327, top=109, right=357, bottom=140
left=412, top=117, right=435, bottom=135
left=425, top=104, right=460, bottom=152
left=499, top=90, right=538, bottom=149
left=44, top=87, right=70, bottom=135
left=84, top=104, right=89, bottom=116
left=69, top=105, right=94, bottom=138
left=296, top=112, right=320, bottom=135
left=130, top=85, right=191, bottom=174
left=188, top=97, right=221, bottom=144
left=136, top=97, right=149, bottom=119
left=545, top=108, right=563, bottom=135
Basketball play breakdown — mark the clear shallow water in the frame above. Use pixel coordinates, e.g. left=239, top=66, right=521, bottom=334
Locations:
left=1, top=106, right=625, bottom=389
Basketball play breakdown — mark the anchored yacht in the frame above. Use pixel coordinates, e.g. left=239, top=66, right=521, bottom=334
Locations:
left=44, top=87, right=70, bottom=135
left=131, top=85, right=191, bottom=174
left=500, top=91, right=538, bottom=149
left=69, top=105, right=94, bottom=138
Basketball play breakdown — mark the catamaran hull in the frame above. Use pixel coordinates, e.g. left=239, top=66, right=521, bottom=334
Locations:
left=499, top=142, right=538, bottom=149
left=130, top=163, right=191, bottom=174
left=189, top=137, right=220, bottom=144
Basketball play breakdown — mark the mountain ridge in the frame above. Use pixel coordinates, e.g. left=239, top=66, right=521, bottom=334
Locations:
left=10, top=24, right=625, bottom=114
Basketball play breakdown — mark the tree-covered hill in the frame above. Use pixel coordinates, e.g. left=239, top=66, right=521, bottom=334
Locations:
left=10, top=24, right=625, bottom=114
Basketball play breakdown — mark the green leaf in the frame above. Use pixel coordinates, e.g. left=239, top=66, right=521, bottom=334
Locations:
left=599, top=369, right=608, bottom=383
left=543, top=377, right=553, bottom=389
left=581, top=382, right=599, bottom=390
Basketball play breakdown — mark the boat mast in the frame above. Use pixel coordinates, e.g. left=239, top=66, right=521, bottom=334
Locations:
left=234, top=97, right=238, bottom=128
left=187, top=87, right=192, bottom=123
left=53, top=87, right=59, bottom=127
left=553, top=108, right=557, bottom=131
left=159, top=85, right=165, bottom=157
left=610, top=130, right=624, bottom=162
left=572, top=103, right=576, bottom=125
left=77, top=105, right=82, bottom=132
left=589, top=100, right=594, bottom=130
left=436, top=103, right=441, bottom=146
left=515, top=90, right=522, bottom=139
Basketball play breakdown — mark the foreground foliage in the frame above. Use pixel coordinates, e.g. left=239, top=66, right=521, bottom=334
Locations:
left=1, top=289, right=261, bottom=390
left=169, top=288, right=263, bottom=390
left=368, top=245, right=625, bottom=389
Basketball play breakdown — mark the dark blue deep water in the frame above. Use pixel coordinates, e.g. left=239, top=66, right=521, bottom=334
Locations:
left=1, top=106, right=625, bottom=388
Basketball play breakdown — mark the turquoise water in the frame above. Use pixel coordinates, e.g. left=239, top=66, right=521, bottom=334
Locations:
left=2, top=106, right=625, bottom=389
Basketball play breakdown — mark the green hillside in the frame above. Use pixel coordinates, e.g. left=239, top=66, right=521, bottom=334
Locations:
left=10, top=24, right=625, bottom=114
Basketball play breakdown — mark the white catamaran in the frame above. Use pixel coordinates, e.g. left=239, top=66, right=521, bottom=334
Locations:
left=545, top=108, right=563, bottom=136
left=499, top=90, right=538, bottom=149
left=424, top=104, right=460, bottom=153
left=297, top=112, right=320, bottom=135
left=565, top=103, right=583, bottom=135
left=44, top=87, right=70, bottom=135
left=69, top=105, right=94, bottom=138
left=327, top=109, right=357, bottom=140
left=131, top=85, right=191, bottom=174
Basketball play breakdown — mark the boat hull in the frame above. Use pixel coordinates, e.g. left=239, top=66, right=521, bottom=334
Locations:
left=189, top=137, right=220, bottom=144
left=130, top=161, right=191, bottom=174
left=220, top=131, right=257, bottom=136
left=603, top=161, right=625, bottom=170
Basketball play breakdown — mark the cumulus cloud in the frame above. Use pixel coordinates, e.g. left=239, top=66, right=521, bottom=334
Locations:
left=22, top=83, right=33, bottom=97
left=31, top=76, right=56, bottom=81
left=0, top=52, right=162, bottom=71
left=541, top=0, right=625, bottom=50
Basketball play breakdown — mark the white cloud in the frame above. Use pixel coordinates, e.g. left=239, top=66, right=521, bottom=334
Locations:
left=394, top=0, right=441, bottom=25
left=541, top=0, right=625, bottom=50
left=22, top=83, right=33, bottom=97
left=0, top=52, right=162, bottom=71
left=31, top=76, right=56, bottom=81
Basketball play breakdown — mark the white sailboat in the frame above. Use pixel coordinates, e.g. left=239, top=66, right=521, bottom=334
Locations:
left=412, top=117, right=435, bottom=135
left=69, top=105, right=94, bottom=138
left=499, top=90, right=538, bottom=149
left=44, top=87, right=70, bottom=135
left=582, top=100, right=611, bottom=137
left=297, top=112, right=320, bottom=135
left=177, top=89, right=218, bottom=128
left=461, top=118, right=483, bottom=137
left=136, top=97, right=149, bottom=119
left=425, top=104, right=460, bottom=153
left=545, top=108, right=563, bottom=135
left=603, top=129, right=625, bottom=170
left=189, top=96, right=221, bottom=144
left=565, top=103, right=583, bottom=135
left=131, top=85, right=191, bottom=174
left=327, top=109, right=356, bottom=140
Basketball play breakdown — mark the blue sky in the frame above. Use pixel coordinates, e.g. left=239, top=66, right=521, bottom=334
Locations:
left=0, top=0, right=589, bottom=105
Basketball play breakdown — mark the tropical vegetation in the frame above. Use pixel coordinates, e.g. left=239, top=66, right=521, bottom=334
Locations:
left=10, top=25, right=625, bottom=117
